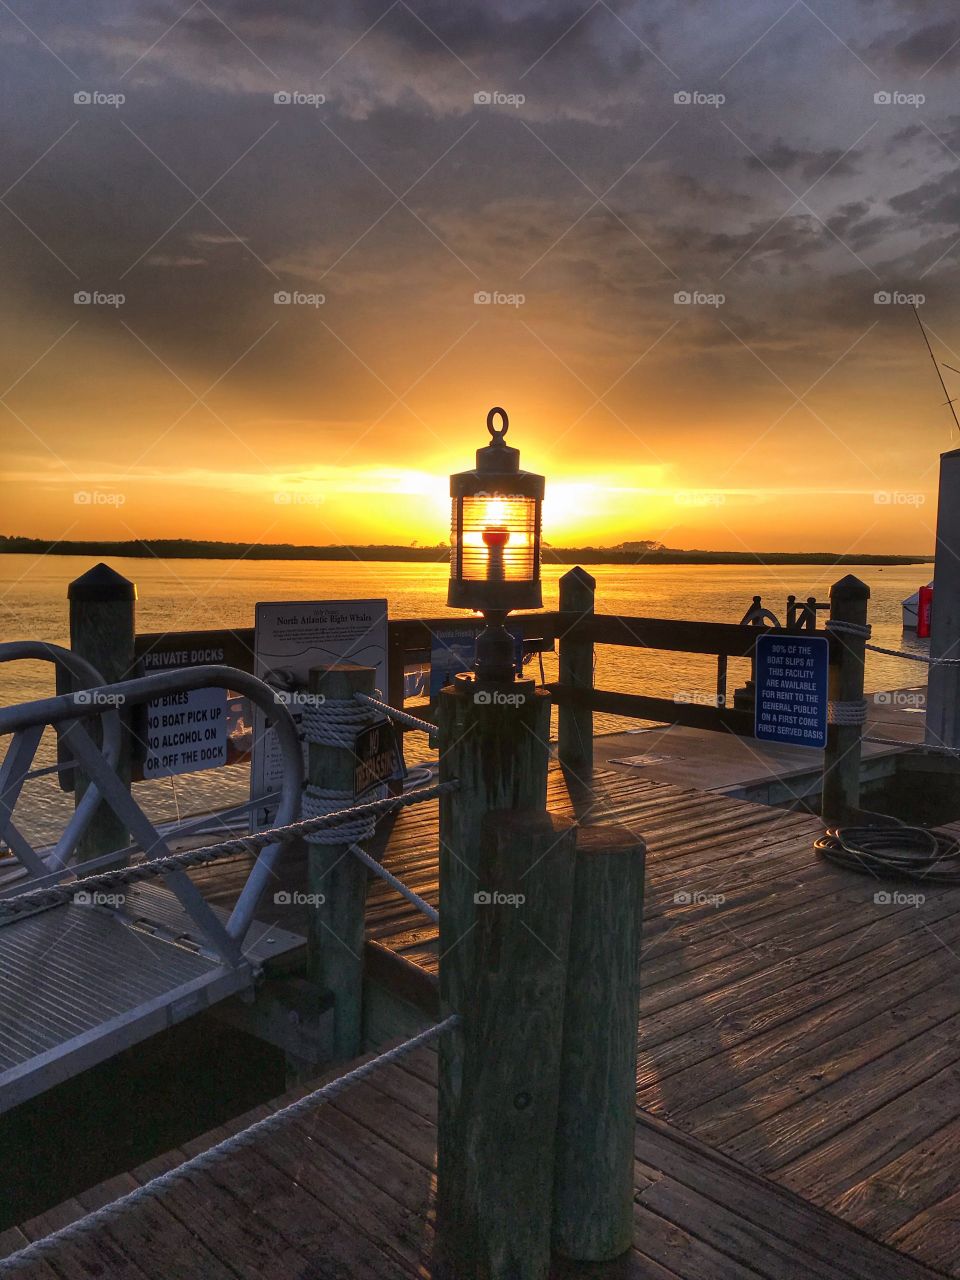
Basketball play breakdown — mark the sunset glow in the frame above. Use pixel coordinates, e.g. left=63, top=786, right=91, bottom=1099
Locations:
left=1, top=3, right=957, bottom=554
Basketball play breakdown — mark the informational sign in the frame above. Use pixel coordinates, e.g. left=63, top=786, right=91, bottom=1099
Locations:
left=142, top=688, right=227, bottom=779
left=135, top=635, right=242, bottom=780
left=251, top=599, right=388, bottom=823
left=754, top=633, right=829, bottom=749
left=429, top=626, right=524, bottom=699
left=354, top=719, right=402, bottom=799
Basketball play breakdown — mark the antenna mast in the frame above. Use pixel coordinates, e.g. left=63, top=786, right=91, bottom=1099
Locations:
left=913, top=304, right=960, bottom=435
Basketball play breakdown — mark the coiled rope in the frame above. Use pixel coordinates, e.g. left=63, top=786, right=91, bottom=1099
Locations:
left=301, top=695, right=382, bottom=846
left=815, top=826, right=960, bottom=883
left=827, top=698, right=868, bottom=725
left=298, top=692, right=439, bottom=920
left=300, top=697, right=372, bottom=749
left=0, top=1015, right=459, bottom=1275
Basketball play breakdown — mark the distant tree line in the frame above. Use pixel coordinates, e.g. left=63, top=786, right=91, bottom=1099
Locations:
left=0, top=535, right=932, bottom=566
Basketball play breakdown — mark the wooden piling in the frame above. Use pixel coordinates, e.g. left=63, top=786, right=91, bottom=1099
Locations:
left=927, top=447, right=960, bottom=748
left=821, top=574, right=870, bottom=825
left=68, top=563, right=136, bottom=863
left=436, top=807, right=577, bottom=1280
left=435, top=676, right=552, bottom=1272
left=558, top=566, right=596, bottom=780
left=553, top=824, right=645, bottom=1261
left=306, top=662, right=376, bottom=1060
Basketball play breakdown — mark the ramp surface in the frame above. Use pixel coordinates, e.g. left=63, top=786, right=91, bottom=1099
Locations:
left=0, top=882, right=303, bottom=1112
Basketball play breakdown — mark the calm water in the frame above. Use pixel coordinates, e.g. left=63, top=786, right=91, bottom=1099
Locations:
left=0, top=555, right=932, bottom=845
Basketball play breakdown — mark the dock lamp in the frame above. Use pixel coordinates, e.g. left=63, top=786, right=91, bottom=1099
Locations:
left=447, top=407, right=544, bottom=683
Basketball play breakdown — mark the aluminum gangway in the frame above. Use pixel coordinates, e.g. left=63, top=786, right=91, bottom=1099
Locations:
left=0, top=645, right=306, bottom=1113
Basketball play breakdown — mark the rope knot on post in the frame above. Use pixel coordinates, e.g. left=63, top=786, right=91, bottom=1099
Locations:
left=825, top=619, right=872, bottom=640
left=301, top=694, right=380, bottom=846
left=301, top=697, right=373, bottom=749
left=828, top=698, right=868, bottom=726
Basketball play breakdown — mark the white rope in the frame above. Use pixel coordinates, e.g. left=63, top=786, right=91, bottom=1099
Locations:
left=826, top=619, right=960, bottom=665
left=866, top=644, right=960, bottom=665
left=825, top=620, right=872, bottom=639
left=0, top=1015, right=460, bottom=1275
left=301, top=697, right=374, bottom=748
left=0, top=782, right=458, bottom=922
left=354, top=691, right=438, bottom=738
left=828, top=698, right=868, bottom=726
left=300, top=694, right=384, bottom=844
left=348, top=842, right=440, bottom=924
left=865, top=735, right=960, bottom=756
left=302, top=786, right=377, bottom=845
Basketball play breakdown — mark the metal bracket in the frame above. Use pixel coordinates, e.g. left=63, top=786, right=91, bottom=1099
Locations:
left=210, top=976, right=334, bottom=1064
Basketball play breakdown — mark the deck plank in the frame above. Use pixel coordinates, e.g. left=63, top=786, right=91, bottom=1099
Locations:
left=7, top=1050, right=942, bottom=1280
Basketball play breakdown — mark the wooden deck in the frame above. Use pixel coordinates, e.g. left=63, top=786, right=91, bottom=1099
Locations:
left=4, top=1043, right=944, bottom=1280
left=179, top=764, right=960, bottom=1275
left=358, top=766, right=960, bottom=1276
left=9, top=763, right=959, bottom=1277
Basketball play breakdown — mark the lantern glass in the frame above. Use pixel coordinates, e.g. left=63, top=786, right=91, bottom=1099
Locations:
left=447, top=407, right=544, bottom=614
left=453, top=493, right=538, bottom=583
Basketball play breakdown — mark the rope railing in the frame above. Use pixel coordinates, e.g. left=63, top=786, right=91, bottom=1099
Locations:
left=826, top=619, right=960, bottom=665
left=354, top=690, right=438, bottom=738
left=0, top=781, right=458, bottom=923
left=0, top=1014, right=460, bottom=1275
left=864, top=734, right=960, bottom=756
left=348, top=841, right=439, bottom=924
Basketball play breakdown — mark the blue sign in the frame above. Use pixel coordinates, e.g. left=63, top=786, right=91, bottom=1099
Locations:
left=754, top=633, right=829, bottom=749
left=429, top=627, right=524, bottom=699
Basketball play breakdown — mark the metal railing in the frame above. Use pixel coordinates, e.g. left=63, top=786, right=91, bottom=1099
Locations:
left=0, top=642, right=120, bottom=880
left=0, top=663, right=304, bottom=961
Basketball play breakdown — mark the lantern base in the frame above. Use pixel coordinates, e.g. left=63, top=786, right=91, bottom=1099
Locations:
left=446, top=579, right=543, bottom=612
left=452, top=671, right=536, bottom=701
left=472, top=613, right=516, bottom=684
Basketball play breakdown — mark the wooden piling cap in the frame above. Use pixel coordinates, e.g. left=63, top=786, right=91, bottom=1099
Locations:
left=68, top=562, right=137, bottom=602
left=560, top=565, right=596, bottom=590
left=829, top=573, right=870, bottom=602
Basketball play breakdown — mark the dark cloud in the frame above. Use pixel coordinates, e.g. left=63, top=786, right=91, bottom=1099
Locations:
left=746, top=141, right=863, bottom=184
left=868, top=18, right=960, bottom=73
left=889, top=169, right=960, bottom=224
left=1, top=0, right=960, bottom=474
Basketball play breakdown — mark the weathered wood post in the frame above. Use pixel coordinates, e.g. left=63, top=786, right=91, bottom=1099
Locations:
left=68, top=563, right=136, bottom=862
left=437, top=807, right=577, bottom=1278
left=435, top=674, right=552, bottom=1271
left=821, top=574, right=870, bottom=825
left=558, top=566, right=596, bottom=780
left=304, top=662, right=376, bottom=1060
left=553, top=824, right=645, bottom=1260
left=927, top=446, right=960, bottom=748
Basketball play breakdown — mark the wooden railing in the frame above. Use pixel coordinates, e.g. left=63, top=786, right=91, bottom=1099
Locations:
left=61, top=563, right=869, bottom=855
left=548, top=567, right=870, bottom=824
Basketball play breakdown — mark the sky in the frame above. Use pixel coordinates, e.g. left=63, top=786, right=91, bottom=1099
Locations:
left=1, top=0, right=960, bottom=553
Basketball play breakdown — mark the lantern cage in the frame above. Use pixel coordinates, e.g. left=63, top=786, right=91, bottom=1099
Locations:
left=447, top=407, right=544, bottom=614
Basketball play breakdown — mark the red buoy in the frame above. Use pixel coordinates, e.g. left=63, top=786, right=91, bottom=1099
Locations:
left=918, top=584, right=934, bottom=638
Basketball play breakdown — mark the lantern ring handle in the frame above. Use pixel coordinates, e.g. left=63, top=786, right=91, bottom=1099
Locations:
left=486, top=406, right=509, bottom=439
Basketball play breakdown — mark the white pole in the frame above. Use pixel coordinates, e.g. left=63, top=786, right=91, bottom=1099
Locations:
left=926, top=447, right=960, bottom=748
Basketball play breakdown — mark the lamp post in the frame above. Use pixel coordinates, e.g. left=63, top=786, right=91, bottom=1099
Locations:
left=436, top=406, right=553, bottom=1276
left=447, top=406, right=544, bottom=682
